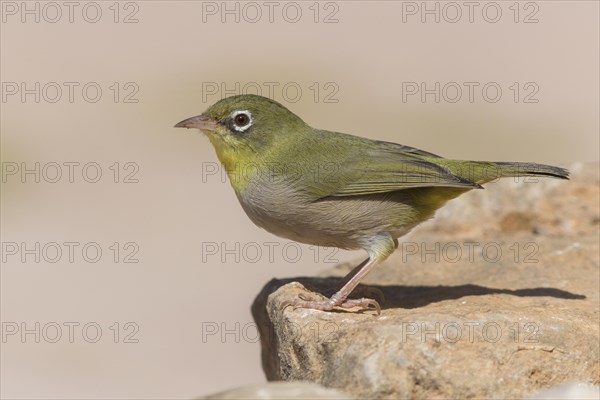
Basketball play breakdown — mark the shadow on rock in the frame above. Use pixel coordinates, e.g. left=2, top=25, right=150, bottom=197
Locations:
left=252, top=277, right=586, bottom=313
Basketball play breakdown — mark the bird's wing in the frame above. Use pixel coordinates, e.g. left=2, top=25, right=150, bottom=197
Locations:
left=299, top=135, right=481, bottom=199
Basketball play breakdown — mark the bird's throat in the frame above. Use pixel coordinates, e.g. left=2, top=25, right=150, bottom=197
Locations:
left=207, top=134, right=258, bottom=193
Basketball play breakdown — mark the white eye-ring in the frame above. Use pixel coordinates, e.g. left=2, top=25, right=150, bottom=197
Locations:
left=231, top=110, right=253, bottom=132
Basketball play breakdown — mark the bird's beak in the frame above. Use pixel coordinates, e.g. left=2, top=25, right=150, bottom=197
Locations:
left=174, top=114, right=218, bottom=131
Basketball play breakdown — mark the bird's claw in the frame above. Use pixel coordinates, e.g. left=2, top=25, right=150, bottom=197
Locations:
left=281, top=294, right=381, bottom=315
left=357, top=287, right=386, bottom=305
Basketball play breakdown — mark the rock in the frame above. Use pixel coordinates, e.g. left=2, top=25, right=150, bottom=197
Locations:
left=251, top=162, right=599, bottom=399
left=200, top=382, right=349, bottom=399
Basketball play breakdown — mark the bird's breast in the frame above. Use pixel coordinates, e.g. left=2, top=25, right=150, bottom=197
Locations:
left=233, top=175, right=421, bottom=250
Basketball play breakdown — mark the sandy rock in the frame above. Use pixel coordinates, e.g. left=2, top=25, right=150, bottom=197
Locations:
left=251, top=163, right=599, bottom=399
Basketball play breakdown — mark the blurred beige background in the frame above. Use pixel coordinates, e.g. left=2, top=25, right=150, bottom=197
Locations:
left=1, top=1, right=598, bottom=399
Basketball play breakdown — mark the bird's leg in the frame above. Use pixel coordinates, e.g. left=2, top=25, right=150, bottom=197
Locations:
left=332, top=258, right=383, bottom=302
left=282, top=235, right=397, bottom=314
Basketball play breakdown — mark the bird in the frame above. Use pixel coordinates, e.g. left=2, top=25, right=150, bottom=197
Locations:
left=175, top=94, right=569, bottom=314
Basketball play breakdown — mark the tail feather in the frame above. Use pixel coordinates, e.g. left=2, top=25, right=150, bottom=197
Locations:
left=494, top=162, right=570, bottom=181
left=432, top=160, right=570, bottom=185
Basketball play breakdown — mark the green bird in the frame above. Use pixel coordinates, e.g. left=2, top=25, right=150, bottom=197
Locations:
left=175, top=94, right=568, bottom=314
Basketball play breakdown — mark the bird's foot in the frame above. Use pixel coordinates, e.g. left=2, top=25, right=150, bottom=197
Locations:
left=281, top=293, right=381, bottom=315
left=351, top=286, right=386, bottom=305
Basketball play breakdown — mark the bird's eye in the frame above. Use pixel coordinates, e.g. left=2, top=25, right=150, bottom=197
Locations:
left=235, top=113, right=249, bottom=126
left=231, top=110, right=253, bottom=132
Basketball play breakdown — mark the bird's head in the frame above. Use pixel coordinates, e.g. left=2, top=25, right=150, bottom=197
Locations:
left=175, top=95, right=308, bottom=169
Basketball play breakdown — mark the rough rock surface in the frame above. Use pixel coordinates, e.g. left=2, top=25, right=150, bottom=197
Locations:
left=251, top=162, right=599, bottom=399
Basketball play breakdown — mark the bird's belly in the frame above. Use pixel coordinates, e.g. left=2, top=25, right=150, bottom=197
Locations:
left=236, top=188, right=424, bottom=250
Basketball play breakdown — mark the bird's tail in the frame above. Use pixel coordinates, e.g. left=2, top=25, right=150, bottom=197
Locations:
left=433, top=160, right=570, bottom=185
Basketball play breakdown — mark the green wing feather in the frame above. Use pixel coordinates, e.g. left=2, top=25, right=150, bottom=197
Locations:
left=324, top=146, right=481, bottom=197
left=289, top=130, right=481, bottom=199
